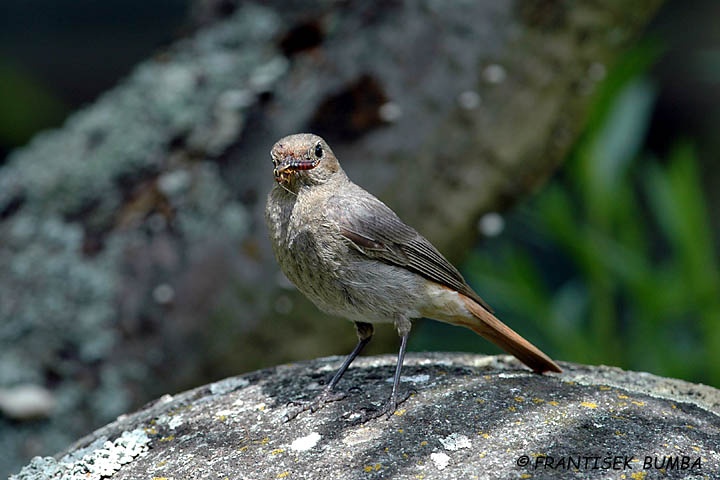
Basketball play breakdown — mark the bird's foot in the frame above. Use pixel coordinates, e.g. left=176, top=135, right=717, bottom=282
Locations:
left=284, top=388, right=347, bottom=421
left=353, top=388, right=415, bottom=423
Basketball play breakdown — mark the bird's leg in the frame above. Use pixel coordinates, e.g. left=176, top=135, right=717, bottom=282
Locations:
left=364, top=322, right=412, bottom=421
left=326, top=321, right=374, bottom=391
left=285, top=321, right=373, bottom=420
left=386, top=331, right=409, bottom=416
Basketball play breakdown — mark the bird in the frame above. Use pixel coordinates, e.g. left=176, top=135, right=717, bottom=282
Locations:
left=265, top=133, right=561, bottom=417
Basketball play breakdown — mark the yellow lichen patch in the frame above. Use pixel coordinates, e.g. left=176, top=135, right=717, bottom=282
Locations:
left=415, top=475, right=425, bottom=479
left=363, top=464, right=383, bottom=472
left=692, top=445, right=700, bottom=452
left=152, top=477, right=170, bottom=480
left=159, top=435, right=175, bottom=443
left=384, top=447, right=390, bottom=453
left=157, top=460, right=166, bottom=467
left=685, top=425, right=695, bottom=429
left=580, top=401, right=597, bottom=409
left=478, top=452, right=486, bottom=458
left=394, top=409, right=407, bottom=416
left=477, top=432, right=490, bottom=439
left=532, top=397, right=545, bottom=404
left=671, top=403, right=677, bottom=409
left=617, top=394, right=629, bottom=399
left=144, top=427, right=158, bottom=435
left=239, top=445, right=249, bottom=452
left=520, top=474, right=532, bottom=479
left=420, top=441, right=428, bottom=446
left=276, top=472, right=289, bottom=478
left=507, top=406, right=517, bottom=412
left=216, top=415, right=227, bottom=422
left=630, top=471, right=647, bottom=480
left=599, top=385, right=611, bottom=390
left=271, top=448, right=284, bottom=455
left=631, top=400, right=645, bottom=407
left=514, top=396, right=524, bottom=403
left=257, top=437, right=270, bottom=445
left=548, top=401, right=559, bottom=406
left=476, top=399, right=485, bottom=404
left=403, top=453, right=409, bottom=459
left=615, top=430, right=625, bottom=436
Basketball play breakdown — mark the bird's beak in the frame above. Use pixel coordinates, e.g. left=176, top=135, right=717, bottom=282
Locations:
left=273, top=156, right=320, bottom=181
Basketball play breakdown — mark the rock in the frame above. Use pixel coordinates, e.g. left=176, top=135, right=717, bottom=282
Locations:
left=11, top=353, right=720, bottom=479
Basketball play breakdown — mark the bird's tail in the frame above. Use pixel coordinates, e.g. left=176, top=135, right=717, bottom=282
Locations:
left=457, top=294, right=561, bottom=373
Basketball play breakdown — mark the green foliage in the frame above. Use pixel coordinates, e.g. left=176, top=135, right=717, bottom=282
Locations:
left=414, top=44, right=720, bottom=388
left=0, top=60, right=66, bottom=147
left=462, top=83, right=720, bottom=387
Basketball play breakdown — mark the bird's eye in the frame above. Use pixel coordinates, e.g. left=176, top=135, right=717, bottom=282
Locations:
left=314, top=143, right=323, bottom=158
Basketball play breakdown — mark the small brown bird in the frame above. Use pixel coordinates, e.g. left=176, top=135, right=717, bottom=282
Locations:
left=265, top=133, right=561, bottom=417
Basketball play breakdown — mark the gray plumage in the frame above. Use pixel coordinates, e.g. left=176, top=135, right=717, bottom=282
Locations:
left=266, top=135, right=486, bottom=328
left=265, top=133, right=560, bottom=417
left=267, top=162, right=426, bottom=332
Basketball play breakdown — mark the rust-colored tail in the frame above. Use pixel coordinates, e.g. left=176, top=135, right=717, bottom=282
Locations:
left=459, top=294, right=561, bottom=373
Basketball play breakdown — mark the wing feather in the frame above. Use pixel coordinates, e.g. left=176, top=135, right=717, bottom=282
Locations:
left=331, top=187, right=493, bottom=312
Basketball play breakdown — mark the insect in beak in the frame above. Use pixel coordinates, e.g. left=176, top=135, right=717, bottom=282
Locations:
left=273, top=156, right=320, bottom=182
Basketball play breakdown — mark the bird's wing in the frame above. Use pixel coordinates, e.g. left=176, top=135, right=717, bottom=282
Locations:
left=330, top=186, right=493, bottom=312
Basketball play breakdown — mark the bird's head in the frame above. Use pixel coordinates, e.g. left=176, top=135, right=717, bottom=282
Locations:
left=270, top=133, right=341, bottom=191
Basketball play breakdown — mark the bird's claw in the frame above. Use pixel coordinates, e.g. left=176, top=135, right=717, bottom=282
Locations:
left=284, top=388, right=347, bottom=421
left=349, top=388, right=415, bottom=423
